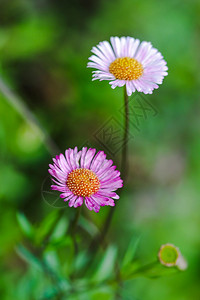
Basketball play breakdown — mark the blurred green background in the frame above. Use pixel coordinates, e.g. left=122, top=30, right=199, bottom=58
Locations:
left=0, top=0, right=200, bottom=299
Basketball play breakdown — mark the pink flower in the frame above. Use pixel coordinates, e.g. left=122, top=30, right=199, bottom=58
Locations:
left=87, top=36, right=168, bottom=96
left=48, top=147, right=123, bottom=213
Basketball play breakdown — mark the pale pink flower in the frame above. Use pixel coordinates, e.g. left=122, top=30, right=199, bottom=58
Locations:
left=88, top=36, right=168, bottom=96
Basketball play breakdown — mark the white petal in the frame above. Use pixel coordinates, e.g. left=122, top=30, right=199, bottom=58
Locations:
left=126, top=81, right=134, bottom=96
left=110, top=36, right=122, bottom=57
left=129, top=39, right=140, bottom=58
left=97, top=41, right=116, bottom=61
left=109, top=79, right=126, bottom=88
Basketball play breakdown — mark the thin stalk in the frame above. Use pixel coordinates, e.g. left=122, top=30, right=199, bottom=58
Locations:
left=123, top=261, right=159, bottom=280
left=0, top=77, right=59, bottom=156
left=121, top=85, right=129, bottom=183
left=88, top=86, right=129, bottom=253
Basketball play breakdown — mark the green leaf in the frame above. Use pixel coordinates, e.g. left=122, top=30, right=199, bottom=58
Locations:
left=92, top=245, right=117, bottom=282
left=122, top=236, right=140, bottom=269
left=16, top=212, right=34, bottom=239
left=50, top=216, right=69, bottom=242
left=74, top=251, right=89, bottom=272
left=46, top=237, right=72, bottom=250
left=79, top=216, right=99, bottom=237
left=16, top=245, right=43, bottom=271
left=125, top=262, right=178, bottom=280
left=76, top=287, right=113, bottom=300
left=40, top=287, right=59, bottom=300
left=35, top=210, right=60, bottom=244
left=91, top=288, right=113, bottom=300
left=43, top=250, right=60, bottom=271
left=43, top=250, right=71, bottom=288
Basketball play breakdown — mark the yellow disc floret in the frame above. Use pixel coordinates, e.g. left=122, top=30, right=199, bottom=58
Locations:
left=66, top=168, right=100, bottom=197
left=109, top=57, right=143, bottom=80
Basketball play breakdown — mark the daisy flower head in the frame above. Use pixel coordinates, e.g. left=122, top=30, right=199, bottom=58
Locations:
left=48, top=147, right=123, bottom=213
left=87, top=36, right=168, bottom=96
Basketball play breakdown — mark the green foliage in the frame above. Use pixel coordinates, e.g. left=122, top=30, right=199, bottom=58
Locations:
left=79, top=215, right=99, bottom=237
left=122, top=236, right=140, bottom=268
left=16, top=245, right=44, bottom=272
left=49, top=215, right=69, bottom=243
left=16, top=212, right=35, bottom=240
left=92, top=245, right=118, bottom=282
left=13, top=216, right=184, bottom=300
left=35, top=210, right=61, bottom=245
left=0, top=0, right=199, bottom=299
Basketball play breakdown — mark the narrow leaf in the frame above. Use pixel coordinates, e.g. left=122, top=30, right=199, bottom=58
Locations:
left=122, top=236, right=140, bottom=268
left=16, top=212, right=34, bottom=239
left=50, top=216, right=69, bottom=242
left=79, top=216, right=99, bottom=237
left=16, top=245, right=43, bottom=271
left=35, top=210, right=60, bottom=244
left=93, top=245, right=117, bottom=282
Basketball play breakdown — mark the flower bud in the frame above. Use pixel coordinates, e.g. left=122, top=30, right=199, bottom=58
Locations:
left=158, top=243, right=187, bottom=270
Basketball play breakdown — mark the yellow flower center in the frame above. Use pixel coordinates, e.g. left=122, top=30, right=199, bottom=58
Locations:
left=66, top=168, right=100, bottom=197
left=109, top=57, right=143, bottom=80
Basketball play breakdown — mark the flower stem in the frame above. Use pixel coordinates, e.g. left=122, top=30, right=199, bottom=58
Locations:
left=121, top=85, right=129, bottom=183
left=100, top=86, right=129, bottom=234
left=124, top=261, right=159, bottom=280
left=89, top=86, right=129, bottom=252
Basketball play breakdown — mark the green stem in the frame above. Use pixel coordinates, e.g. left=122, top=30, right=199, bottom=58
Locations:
left=123, top=261, right=159, bottom=280
left=88, top=86, right=129, bottom=252
left=121, top=85, right=129, bottom=183
left=74, top=88, right=130, bottom=278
